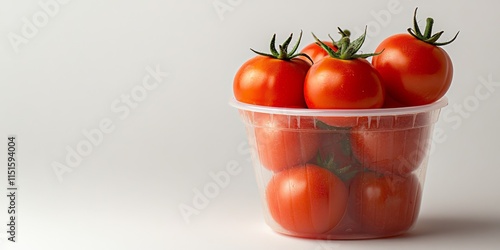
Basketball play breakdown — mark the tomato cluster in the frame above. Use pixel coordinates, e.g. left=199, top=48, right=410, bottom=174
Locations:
left=247, top=114, right=428, bottom=238
left=233, top=8, right=457, bottom=110
left=232, top=8, right=456, bottom=238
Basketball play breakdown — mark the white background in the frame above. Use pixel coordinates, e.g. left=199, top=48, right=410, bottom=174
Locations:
left=0, top=0, right=499, bottom=249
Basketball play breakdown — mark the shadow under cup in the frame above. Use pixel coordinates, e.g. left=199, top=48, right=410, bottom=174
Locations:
left=231, top=98, right=447, bottom=240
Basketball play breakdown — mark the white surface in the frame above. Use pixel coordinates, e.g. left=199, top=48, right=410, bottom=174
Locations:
left=0, top=0, right=499, bottom=249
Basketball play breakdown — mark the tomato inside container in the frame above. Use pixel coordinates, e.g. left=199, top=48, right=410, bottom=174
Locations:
left=231, top=98, right=447, bottom=239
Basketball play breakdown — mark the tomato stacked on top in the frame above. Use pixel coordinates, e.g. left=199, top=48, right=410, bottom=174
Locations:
left=233, top=8, right=457, bottom=110
left=233, top=8, right=457, bottom=238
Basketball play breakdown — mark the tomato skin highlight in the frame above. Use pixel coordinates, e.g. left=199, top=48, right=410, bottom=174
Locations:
left=253, top=113, right=320, bottom=172
left=348, top=172, right=421, bottom=235
left=233, top=55, right=311, bottom=108
left=266, top=164, right=348, bottom=235
left=373, top=33, right=453, bottom=106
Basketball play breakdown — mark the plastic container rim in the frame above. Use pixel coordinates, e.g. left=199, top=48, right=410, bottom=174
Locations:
left=229, top=97, right=448, bottom=117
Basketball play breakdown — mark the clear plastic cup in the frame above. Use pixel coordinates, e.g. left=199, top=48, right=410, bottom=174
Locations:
left=230, top=98, right=447, bottom=239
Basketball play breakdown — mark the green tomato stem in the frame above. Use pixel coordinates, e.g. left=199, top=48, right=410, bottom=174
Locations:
left=313, top=26, right=380, bottom=60
left=250, top=30, right=313, bottom=64
left=408, top=7, right=459, bottom=46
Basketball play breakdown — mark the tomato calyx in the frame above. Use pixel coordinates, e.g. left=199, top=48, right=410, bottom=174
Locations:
left=407, top=7, right=459, bottom=46
left=312, top=27, right=381, bottom=60
left=250, top=30, right=313, bottom=64
left=315, top=119, right=348, bottom=130
left=315, top=146, right=359, bottom=182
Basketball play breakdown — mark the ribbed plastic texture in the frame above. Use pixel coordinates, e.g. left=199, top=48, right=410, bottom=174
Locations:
left=231, top=98, right=447, bottom=239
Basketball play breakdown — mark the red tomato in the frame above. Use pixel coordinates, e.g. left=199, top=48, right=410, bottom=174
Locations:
left=233, top=31, right=312, bottom=108
left=372, top=9, right=457, bottom=106
left=300, top=41, right=337, bottom=64
left=348, top=172, right=421, bottom=235
left=304, top=29, right=384, bottom=114
left=233, top=55, right=310, bottom=107
left=304, top=57, right=385, bottom=127
left=254, top=113, right=320, bottom=172
left=373, top=34, right=452, bottom=106
left=350, top=116, right=431, bottom=175
left=266, top=164, right=348, bottom=235
left=305, top=57, right=384, bottom=109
